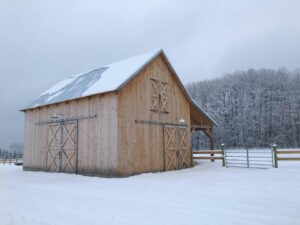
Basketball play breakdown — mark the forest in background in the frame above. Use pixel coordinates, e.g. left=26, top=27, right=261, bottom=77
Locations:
left=1, top=69, right=299, bottom=153
left=187, top=68, right=300, bottom=149
left=0, top=143, right=23, bottom=159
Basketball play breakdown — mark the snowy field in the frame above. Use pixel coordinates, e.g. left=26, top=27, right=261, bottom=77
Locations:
left=1, top=160, right=300, bottom=225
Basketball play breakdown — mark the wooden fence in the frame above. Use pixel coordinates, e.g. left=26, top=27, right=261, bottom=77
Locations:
left=193, top=144, right=225, bottom=167
left=273, top=145, right=300, bottom=168
left=193, top=144, right=300, bottom=169
left=0, top=157, right=23, bottom=165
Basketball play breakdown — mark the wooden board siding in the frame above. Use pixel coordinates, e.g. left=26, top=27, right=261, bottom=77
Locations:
left=23, top=93, right=118, bottom=176
left=117, top=55, right=192, bottom=176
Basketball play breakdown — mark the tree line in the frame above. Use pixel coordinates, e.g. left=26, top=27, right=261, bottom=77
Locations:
left=187, top=68, right=300, bottom=149
left=0, top=143, right=23, bottom=158
left=0, top=149, right=23, bottom=159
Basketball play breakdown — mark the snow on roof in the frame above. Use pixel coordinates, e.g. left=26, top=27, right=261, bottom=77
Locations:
left=21, top=48, right=216, bottom=125
left=23, top=48, right=162, bottom=110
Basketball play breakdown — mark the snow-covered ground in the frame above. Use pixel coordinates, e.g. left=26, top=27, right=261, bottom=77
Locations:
left=1, top=159, right=300, bottom=225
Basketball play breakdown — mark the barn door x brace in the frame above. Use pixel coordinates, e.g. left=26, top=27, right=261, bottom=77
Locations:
left=36, top=114, right=97, bottom=173
left=47, top=121, right=78, bottom=173
left=135, top=119, right=190, bottom=171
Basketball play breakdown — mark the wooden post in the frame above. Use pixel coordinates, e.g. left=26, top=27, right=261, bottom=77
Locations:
left=246, top=148, right=249, bottom=168
left=190, top=127, right=195, bottom=167
left=221, top=144, right=225, bottom=167
left=210, top=136, right=214, bottom=162
left=273, top=144, right=278, bottom=168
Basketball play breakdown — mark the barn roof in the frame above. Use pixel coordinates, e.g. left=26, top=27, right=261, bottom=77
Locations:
left=22, top=49, right=216, bottom=125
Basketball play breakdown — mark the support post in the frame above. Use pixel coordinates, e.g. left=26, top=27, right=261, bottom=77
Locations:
left=210, top=136, right=214, bottom=162
left=190, top=127, right=195, bottom=167
left=246, top=148, right=249, bottom=168
left=273, top=144, right=278, bottom=168
left=221, top=144, right=225, bottom=167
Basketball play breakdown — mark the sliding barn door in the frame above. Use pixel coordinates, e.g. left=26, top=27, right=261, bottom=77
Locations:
left=61, top=121, right=78, bottom=173
left=46, top=121, right=78, bottom=173
left=164, top=125, right=190, bottom=171
left=47, top=123, right=61, bottom=172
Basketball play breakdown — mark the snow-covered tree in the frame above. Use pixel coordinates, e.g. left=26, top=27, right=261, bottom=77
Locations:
left=187, top=68, right=300, bottom=148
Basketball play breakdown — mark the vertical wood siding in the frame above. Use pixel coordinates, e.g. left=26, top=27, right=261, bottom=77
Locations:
left=23, top=93, right=118, bottom=176
left=22, top=54, right=207, bottom=177
left=117, top=55, right=192, bottom=176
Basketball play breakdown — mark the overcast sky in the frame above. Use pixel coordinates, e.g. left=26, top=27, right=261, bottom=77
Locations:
left=0, top=0, right=299, bottom=148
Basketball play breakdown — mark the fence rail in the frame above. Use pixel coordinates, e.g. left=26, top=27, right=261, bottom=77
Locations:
left=0, top=158, right=23, bottom=165
left=193, top=145, right=225, bottom=167
left=273, top=145, right=300, bottom=168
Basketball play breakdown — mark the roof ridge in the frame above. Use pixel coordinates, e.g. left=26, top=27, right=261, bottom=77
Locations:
left=21, top=48, right=162, bottom=110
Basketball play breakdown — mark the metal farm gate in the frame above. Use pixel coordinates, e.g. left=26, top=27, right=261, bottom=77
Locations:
left=225, top=149, right=274, bottom=169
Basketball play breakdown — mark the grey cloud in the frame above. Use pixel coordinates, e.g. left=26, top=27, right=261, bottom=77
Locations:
left=0, top=0, right=299, bottom=148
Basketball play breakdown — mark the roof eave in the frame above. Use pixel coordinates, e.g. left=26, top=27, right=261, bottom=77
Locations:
left=20, top=48, right=217, bottom=127
left=158, top=51, right=217, bottom=126
left=115, top=48, right=216, bottom=126
left=115, top=49, right=163, bottom=91
left=190, top=99, right=217, bottom=126
left=20, top=90, right=118, bottom=112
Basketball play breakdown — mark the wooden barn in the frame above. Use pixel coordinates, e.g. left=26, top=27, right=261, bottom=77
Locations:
left=21, top=49, right=215, bottom=177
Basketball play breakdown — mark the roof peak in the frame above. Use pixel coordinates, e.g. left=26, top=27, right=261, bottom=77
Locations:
left=71, top=48, right=162, bottom=79
left=107, top=48, right=162, bottom=66
left=22, top=48, right=164, bottom=110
